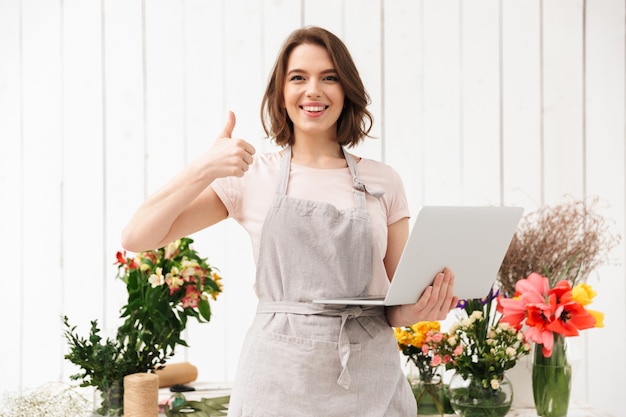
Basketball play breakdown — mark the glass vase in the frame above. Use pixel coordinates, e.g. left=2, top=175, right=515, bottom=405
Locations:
left=93, top=379, right=124, bottom=416
left=532, top=333, right=571, bottom=417
left=409, top=373, right=445, bottom=416
left=448, top=373, right=513, bottom=417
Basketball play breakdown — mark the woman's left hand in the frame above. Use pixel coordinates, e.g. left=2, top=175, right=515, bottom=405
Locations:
left=386, top=268, right=458, bottom=327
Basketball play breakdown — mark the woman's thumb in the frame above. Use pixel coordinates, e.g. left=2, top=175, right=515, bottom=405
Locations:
left=219, top=111, right=236, bottom=138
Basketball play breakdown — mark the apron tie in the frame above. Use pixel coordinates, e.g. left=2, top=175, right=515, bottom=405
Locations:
left=336, top=306, right=363, bottom=389
left=256, top=301, right=384, bottom=389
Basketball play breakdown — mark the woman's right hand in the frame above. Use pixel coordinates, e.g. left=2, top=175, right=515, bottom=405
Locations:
left=121, top=111, right=255, bottom=252
left=200, top=111, right=256, bottom=179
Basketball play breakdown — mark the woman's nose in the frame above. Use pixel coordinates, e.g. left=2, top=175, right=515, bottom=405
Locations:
left=305, top=80, right=322, bottom=97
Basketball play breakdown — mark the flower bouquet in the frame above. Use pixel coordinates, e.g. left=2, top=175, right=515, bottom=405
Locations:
left=442, top=290, right=531, bottom=417
left=394, top=321, right=453, bottom=415
left=63, top=237, right=223, bottom=416
left=497, top=272, right=603, bottom=417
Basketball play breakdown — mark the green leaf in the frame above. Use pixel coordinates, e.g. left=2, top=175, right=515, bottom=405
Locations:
left=198, top=299, right=212, bottom=321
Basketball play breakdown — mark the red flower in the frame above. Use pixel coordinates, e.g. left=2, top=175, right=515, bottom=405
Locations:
left=115, top=250, right=138, bottom=270
left=497, top=273, right=601, bottom=357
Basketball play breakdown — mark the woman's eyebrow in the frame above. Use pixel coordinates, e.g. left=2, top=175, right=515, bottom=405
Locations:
left=286, top=68, right=337, bottom=76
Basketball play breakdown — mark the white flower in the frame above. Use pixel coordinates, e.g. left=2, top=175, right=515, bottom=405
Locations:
left=470, top=310, right=483, bottom=320
left=506, top=347, right=517, bottom=357
left=498, top=322, right=510, bottom=331
left=449, top=322, right=460, bottom=334
left=148, top=267, right=165, bottom=288
left=490, top=379, right=500, bottom=390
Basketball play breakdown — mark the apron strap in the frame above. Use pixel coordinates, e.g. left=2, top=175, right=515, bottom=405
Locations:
left=256, top=301, right=384, bottom=389
left=277, top=146, right=385, bottom=205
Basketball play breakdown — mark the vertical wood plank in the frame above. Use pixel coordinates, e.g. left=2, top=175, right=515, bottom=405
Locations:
left=144, top=0, right=186, bottom=193
left=383, top=0, right=423, bottom=217
left=460, top=0, right=501, bottom=205
left=102, top=0, right=145, bottom=333
left=344, top=0, right=382, bottom=161
left=20, top=0, right=63, bottom=388
left=0, top=0, right=24, bottom=393
left=583, top=0, right=625, bottom=413
left=421, top=0, right=462, bottom=204
left=59, top=0, right=105, bottom=381
left=542, top=0, right=585, bottom=201
left=501, top=0, right=542, bottom=209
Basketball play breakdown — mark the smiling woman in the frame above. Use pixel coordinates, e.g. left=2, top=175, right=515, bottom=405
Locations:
left=120, top=25, right=457, bottom=417
left=1, top=2, right=624, bottom=417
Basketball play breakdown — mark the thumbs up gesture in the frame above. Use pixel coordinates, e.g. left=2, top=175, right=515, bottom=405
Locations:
left=207, top=111, right=256, bottom=178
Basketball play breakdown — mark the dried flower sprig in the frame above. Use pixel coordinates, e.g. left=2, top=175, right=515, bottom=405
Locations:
left=497, top=197, right=621, bottom=297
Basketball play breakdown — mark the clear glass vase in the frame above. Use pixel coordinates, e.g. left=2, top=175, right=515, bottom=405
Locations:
left=93, top=379, right=124, bottom=416
left=532, top=333, right=571, bottom=417
left=448, top=372, right=513, bottom=417
left=409, top=373, right=445, bottom=416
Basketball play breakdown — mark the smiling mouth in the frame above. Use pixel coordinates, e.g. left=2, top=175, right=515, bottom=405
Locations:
left=301, top=105, right=328, bottom=112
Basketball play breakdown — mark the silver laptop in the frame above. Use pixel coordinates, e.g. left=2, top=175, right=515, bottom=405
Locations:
left=312, top=205, right=523, bottom=306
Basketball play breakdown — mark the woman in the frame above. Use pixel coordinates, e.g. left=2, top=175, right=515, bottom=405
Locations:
left=122, top=26, right=457, bottom=416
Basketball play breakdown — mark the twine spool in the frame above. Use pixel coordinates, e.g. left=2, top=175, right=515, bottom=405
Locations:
left=123, top=373, right=159, bottom=417
left=155, top=362, right=198, bottom=388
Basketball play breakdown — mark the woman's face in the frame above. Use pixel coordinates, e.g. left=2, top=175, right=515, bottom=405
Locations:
left=283, top=43, right=345, bottom=141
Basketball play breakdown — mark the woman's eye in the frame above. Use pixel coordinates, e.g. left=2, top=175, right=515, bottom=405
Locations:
left=289, top=75, right=304, bottom=81
left=324, top=75, right=339, bottom=82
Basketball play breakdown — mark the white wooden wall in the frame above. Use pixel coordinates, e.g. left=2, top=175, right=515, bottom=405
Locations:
left=0, top=0, right=624, bottom=415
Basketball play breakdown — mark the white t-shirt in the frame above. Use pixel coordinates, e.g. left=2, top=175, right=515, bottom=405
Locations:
left=211, top=151, right=410, bottom=295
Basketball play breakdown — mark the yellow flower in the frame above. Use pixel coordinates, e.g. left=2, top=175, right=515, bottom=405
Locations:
left=587, top=309, right=605, bottom=328
left=394, top=328, right=412, bottom=346
left=572, top=283, right=597, bottom=306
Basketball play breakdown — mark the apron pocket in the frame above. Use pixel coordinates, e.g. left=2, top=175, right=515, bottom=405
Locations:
left=241, top=329, right=361, bottom=417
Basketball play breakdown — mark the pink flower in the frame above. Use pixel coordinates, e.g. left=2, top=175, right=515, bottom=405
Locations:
left=182, top=286, right=200, bottom=308
left=497, top=272, right=551, bottom=329
left=453, top=345, right=464, bottom=356
left=431, top=332, right=443, bottom=343
left=516, top=272, right=550, bottom=302
left=430, top=355, right=442, bottom=367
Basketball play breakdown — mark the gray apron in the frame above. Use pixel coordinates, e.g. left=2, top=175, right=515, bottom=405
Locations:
left=227, top=147, right=416, bottom=417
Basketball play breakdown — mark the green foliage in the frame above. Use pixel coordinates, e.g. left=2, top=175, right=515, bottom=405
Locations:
left=63, top=237, right=223, bottom=415
left=165, top=395, right=230, bottom=417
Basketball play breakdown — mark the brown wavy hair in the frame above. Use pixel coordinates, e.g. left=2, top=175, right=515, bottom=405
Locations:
left=260, top=26, right=373, bottom=148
